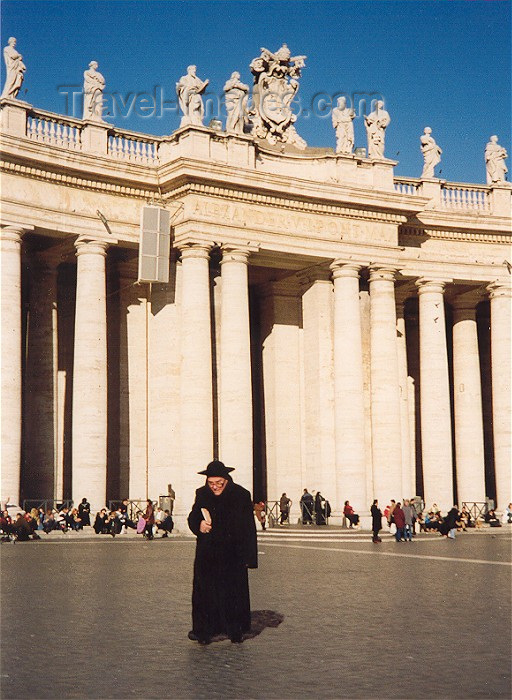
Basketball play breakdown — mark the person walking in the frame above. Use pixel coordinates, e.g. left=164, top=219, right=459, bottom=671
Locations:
left=143, top=499, right=155, bottom=540
left=188, top=460, right=257, bottom=645
left=279, top=493, right=292, bottom=525
left=371, top=499, right=382, bottom=542
left=393, top=502, right=406, bottom=542
left=402, top=499, right=415, bottom=541
left=300, top=489, right=314, bottom=525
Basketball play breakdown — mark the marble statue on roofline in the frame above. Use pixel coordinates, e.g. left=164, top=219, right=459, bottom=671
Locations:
left=248, top=44, right=307, bottom=149
left=224, top=71, right=249, bottom=134
left=332, top=96, right=355, bottom=154
left=1, top=37, right=26, bottom=100
left=485, top=135, right=508, bottom=185
left=420, top=127, right=442, bottom=178
left=364, top=100, right=390, bottom=159
left=176, top=65, right=209, bottom=128
left=83, top=61, right=106, bottom=121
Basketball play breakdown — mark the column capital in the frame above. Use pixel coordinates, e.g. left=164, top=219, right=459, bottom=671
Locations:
left=175, top=241, right=214, bottom=260
left=368, top=265, right=398, bottom=283
left=0, top=223, right=34, bottom=242
left=487, top=278, right=512, bottom=300
left=415, top=277, right=451, bottom=295
left=330, top=260, right=362, bottom=279
left=220, top=245, right=252, bottom=265
left=74, top=236, right=110, bottom=258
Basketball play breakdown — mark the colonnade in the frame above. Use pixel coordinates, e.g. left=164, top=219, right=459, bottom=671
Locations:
left=1, top=229, right=511, bottom=516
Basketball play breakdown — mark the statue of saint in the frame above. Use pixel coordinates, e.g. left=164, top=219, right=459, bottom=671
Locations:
left=176, top=65, right=209, bottom=127
left=332, top=96, right=355, bottom=154
left=1, top=37, right=26, bottom=100
left=224, top=71, right=249, bottom=134
left=364, top=100, right=390, bottom=159
left=83, top=61, right=105, bottom=121
left=420, top=127, right=442, bottom=178
left=485, top=135, right=508, bottom=184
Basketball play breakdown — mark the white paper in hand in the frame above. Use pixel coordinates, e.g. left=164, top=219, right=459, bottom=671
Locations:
left=201, top=508, right=212, bottom=524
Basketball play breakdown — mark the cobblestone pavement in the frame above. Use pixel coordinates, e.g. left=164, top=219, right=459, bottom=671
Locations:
left=1, top=529, right=511, bottom=699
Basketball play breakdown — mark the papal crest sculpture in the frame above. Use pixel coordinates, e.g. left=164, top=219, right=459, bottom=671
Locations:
left=249, top=44, right=307, bottom=149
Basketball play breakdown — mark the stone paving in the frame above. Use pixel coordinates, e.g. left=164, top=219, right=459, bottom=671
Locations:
left=1, top=528, right=511, bottom=699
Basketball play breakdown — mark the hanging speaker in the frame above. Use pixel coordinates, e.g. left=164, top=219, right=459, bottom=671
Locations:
left=137, top=206, right=171, bottom=283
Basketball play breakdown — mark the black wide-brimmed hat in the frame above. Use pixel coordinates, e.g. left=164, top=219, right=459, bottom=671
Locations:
left=198, top=460, right=235, bottom=478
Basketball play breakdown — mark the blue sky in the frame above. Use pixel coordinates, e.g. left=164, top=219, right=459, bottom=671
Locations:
left=2, top=0, right=510, bottom=183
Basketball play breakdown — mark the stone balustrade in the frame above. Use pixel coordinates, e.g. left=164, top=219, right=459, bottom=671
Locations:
left=108, top=128, right=161, bottom=165
left=394, top=177, right=420, bottom=195
left=27, top=108, right=82, bottom=150
left=440, top=182, right=490, bottom=212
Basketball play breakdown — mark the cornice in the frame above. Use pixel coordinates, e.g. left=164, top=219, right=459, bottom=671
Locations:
left=1, top=157, right=158, bottom=200
left=399, top=225, right=511, bottom=245
left=166, top=181, right=408, bottom=224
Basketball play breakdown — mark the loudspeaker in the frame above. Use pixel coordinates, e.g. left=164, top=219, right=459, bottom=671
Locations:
left=138, top=206, right=171, bottom=283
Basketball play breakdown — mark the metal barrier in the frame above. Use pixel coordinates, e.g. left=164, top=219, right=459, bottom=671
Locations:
left=461, top=502, right=488, bottom=521
left=265, top=501, right=280, bottom=527
left=108, top=499, right=157, bottom=521
left=22, top=499, right=73, bottom=513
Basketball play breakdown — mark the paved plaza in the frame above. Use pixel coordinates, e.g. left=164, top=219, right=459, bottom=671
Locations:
left=1, top=528, right=511, bottom=699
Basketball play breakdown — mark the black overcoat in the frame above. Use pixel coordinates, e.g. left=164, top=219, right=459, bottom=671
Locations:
left=188, top=478, right=257, bottom=638
left=371, top=504, right=382, bottom=532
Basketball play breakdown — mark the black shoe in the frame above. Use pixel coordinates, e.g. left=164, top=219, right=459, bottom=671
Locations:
left=198, top=636, right=211, bottom=645
left=230, top=633, right=243, bottom=643
left=188, top=631, right=198, bottom=641
left=162, top=532, right=168, bottom=538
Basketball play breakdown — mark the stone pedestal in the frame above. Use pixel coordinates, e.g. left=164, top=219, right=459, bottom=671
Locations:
left=452, top=297, right=486, bottom=503
left=0, top=98, right=31, bottom=137
left=81, top=120, right=109, bottom=155
left=331, top=262, right=366, bottom=512
left=487, top=280, right=512, bottom=510
left=0, top=225, right=29, bottom=505
left=416, top=278, right=453, bottom=511
left=218, top=247, right=253, bottom=491
left=179, top=244, right=214, bottom=514
left=369, top=267, right=402, bottom=505
left=72, top=237, right=110, bottom=512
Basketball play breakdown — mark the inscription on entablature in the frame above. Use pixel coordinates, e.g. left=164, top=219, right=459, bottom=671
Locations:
left=186, top=197, right=397, bottom=244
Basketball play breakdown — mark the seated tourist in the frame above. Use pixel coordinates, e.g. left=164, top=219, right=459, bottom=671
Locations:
left=106, top=508, right=122, bottom=536
left=93, top=509, right=109, bottom=535
left=13, top=513, right=32, bottom=541
left=424, top=511, right=440, bottom=531
left=506, top=503, right=512, bottom=524
left=43, top=509, right=60, bottom=533
left=156, top=509, right=174, bottom=537
left=343, top=500, right=359, bottom=528
left=485, top=509, right=501, bottom=527
left=70, top=508, right=83, bottom=531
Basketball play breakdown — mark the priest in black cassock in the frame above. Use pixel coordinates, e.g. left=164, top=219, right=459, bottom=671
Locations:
left=188, top=460, right=258, bottom=645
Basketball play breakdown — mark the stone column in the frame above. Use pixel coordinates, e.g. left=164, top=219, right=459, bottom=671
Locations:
left=72, top=237, right=109, bottom=512
left=396, top=299, right=414, bottom=499
left=369, top=267, right=402, bottom=505
left=218, top=247, right=253, bottom=491
left=487, top=280, right=512, bottom=511
left=0, top=226, right=26, bottom=505
left=24, top=258, right=58, bottom=499
left=331, top=262, right=366, bottom=513
left=179, top=244, right=214, bottom=513
left=300, top=270, right=335, bottom=499
left=416, top=278, right=453, bottom=512
left=452, top=295, right=486, bottom=504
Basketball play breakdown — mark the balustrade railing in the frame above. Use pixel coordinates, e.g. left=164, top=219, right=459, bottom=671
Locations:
left=441, top=183, right=490, bottom=212
left=394, top=177, right=420, bottom=195
left=108, top=129, right=160, bottom=164
left=27, top=110, right=82, bottom=150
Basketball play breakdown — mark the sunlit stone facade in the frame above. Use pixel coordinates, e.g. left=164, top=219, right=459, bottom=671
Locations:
left=1, top=97, right=511, bottom=522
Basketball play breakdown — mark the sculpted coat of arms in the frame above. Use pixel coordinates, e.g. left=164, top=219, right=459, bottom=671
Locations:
left=249, top=44, right=307, bottom=149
